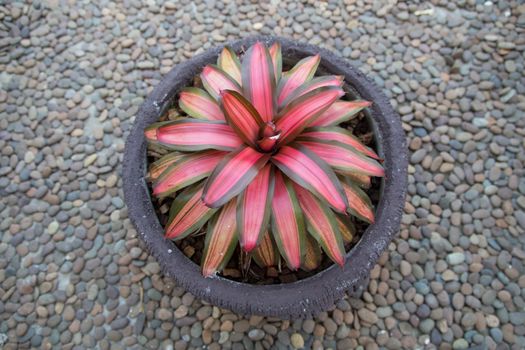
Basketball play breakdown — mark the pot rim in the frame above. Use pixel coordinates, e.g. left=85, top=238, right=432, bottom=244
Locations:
left=123, top=36, right=408, bottom=318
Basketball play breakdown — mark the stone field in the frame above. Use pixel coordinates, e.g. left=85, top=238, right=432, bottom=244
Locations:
left=0, top=0, right=524, bottom=349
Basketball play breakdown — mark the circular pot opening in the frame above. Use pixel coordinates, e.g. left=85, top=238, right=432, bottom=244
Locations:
left=123, top=36, right=408, bottom=318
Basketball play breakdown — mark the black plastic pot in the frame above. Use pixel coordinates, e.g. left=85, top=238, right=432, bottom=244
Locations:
left=123, top=36, right=408, bottom=318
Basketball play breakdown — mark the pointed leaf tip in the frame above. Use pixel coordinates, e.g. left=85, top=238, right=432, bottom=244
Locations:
left=342, top=180, right=375, bottom=224
left=294, top=184, right=345, bottom=267
left=237, top=164, right=274, bottom=252
left=155, top=118, right=243, bottom=152
left=271, top=171, right=305, bottom=270
left=278, top=54, right=321, bottom=105
left=165, top=183, right=217, bottom=240
left=298, top=139, right=385, bottom=177
left=310, top=100, right=372, bottom=127
left=300, top=126, right=380, bottom=160
left=179, top=87, right=224, bottom=121
left=201, top=65, right=241, bottom=101
left=276, top=86, right=344, bottom=146
left=153, top=150, right=226, bottom=197
left=242, top=42, right=275, bottom=122
left=202, top=199, right=238, bottom=277
left=218, top=47, right=242, bottom=85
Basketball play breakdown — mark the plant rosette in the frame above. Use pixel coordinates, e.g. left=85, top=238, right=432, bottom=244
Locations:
left=123, top=37, right=407, bottom=318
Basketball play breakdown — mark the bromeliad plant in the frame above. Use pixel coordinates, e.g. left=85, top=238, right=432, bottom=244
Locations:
left=145, top=42, right=384, bottom=277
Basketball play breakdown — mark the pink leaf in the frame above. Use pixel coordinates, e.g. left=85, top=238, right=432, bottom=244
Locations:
left=201, top=65, right=241, bottom=101
left=203, top=146, right=270, bottom=208
left=298, top=139, right=385, bottom=177
left=237, top=164, right=274, bottom=252
left=270, top=171, right=305, bottom=270
left=220, top=90, right=264, bottom=148
left=179, top=87, right=224, bottom=120
left=275, top=86, right=344, bottom=146
left=277, top=54, right=320, bottom=105
left=156, top=118, right=243, bottom=151
left=241, top=42, right=275, bottom=122
left=271, top=144, right=348, bottom=213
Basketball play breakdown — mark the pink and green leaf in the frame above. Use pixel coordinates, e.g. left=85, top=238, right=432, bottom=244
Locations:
left=241, top=42, right=275, bottom=122
left=270, top=171, right=306, bottom=270
left=201, top=65, right=241, bottom=101
left=297, top=139, right=385, bottom=177
left=277, top=54, right=320, bottom=105
left=148, top=152, right=186, bottom=181
left=201, top=199, right=238, bottom=277
left=252, top=231, right=279, bottom=268
left=276, top=86, right=344, bottom=146
left=271, top=144, right=348, bottom=213
left=217, top=47, right=242, bottom=85
left=294, top=184, right=345, bottom=266
left=280, top=75, right=343, bottom=107
left=220, top=90, right=265, bottom=148
left=310, top=100, right=371, bottom=127
left=155, top=118, right=243, bottom=151
left=153, top=150, right=226, bottom=197
left=342, top=180, right=375, bottom=223
left=165, top=183, right=218, bottom=239
left=179, top=87, right=224, bottom=121
left=269, top=42, right=282, bottom=84
left=300, top=126, right=380, bottom=159
left=203, top=146, right=270, bottom=208
left=237, top=164, right=274, bottom=252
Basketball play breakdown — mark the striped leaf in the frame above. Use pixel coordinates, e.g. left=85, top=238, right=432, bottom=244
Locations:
left=155, top=118, right=243, bottom=151
left=271, top=144, right=348, bottom=213
left=148, top=152, right=186, bottom=181
left=252, top=231, right=279, bottom=268
left=165, top=183, right=218, bottom=239
left=302, top=234, right=322, bottom=271
left=336, top=214, right=355, bottom=244
left=201, top=65, right=241, bottom=101
left=220, top=90, right=265, bottom=148
left=270, top=171, right=306, bottom=270
left=277, top=54, right=320, bottom=106
left=201, top=199, right=238, bottom=277
left=280, top=75, right=343, bottom=108
left=294, top=184, right=345, bottom=266
left=269, top=42, right=282, bottom=84
left=241, top=42, right=275, bottom=122
left=297, top=139, right=385, bottom=177
left=179, top=87, right=224, bottom=120
left=300, top=126, right=380, bottom=160
left=310, top=100, right=371, bottom=127
left=153, top=150, right=226, bottom=197
left=237, top=164, right=274, bottom=252
left=203, top=146, right=270, bottom=208
left=218, top=47, right=242, bottom=85
left=342, top=180, right=375, bottom=223
left=276, top=87, right=344, bottom=146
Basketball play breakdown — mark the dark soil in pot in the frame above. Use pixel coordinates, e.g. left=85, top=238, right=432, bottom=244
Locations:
left=123, top=36, right=407, bottom=318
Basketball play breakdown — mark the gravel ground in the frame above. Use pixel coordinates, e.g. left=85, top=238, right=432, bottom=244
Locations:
left=1, top=1, right=524, bottom=349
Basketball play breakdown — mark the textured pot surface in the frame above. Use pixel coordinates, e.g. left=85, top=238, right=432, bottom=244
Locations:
left=123, top=36, right=408, bottom=318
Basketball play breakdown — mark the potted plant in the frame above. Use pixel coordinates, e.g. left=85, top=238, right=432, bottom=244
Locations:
left=123, top=36, right=407, bottom=318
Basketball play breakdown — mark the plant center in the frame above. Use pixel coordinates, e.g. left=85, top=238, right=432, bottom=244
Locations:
left=256, top=122, right=281, bottom=153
